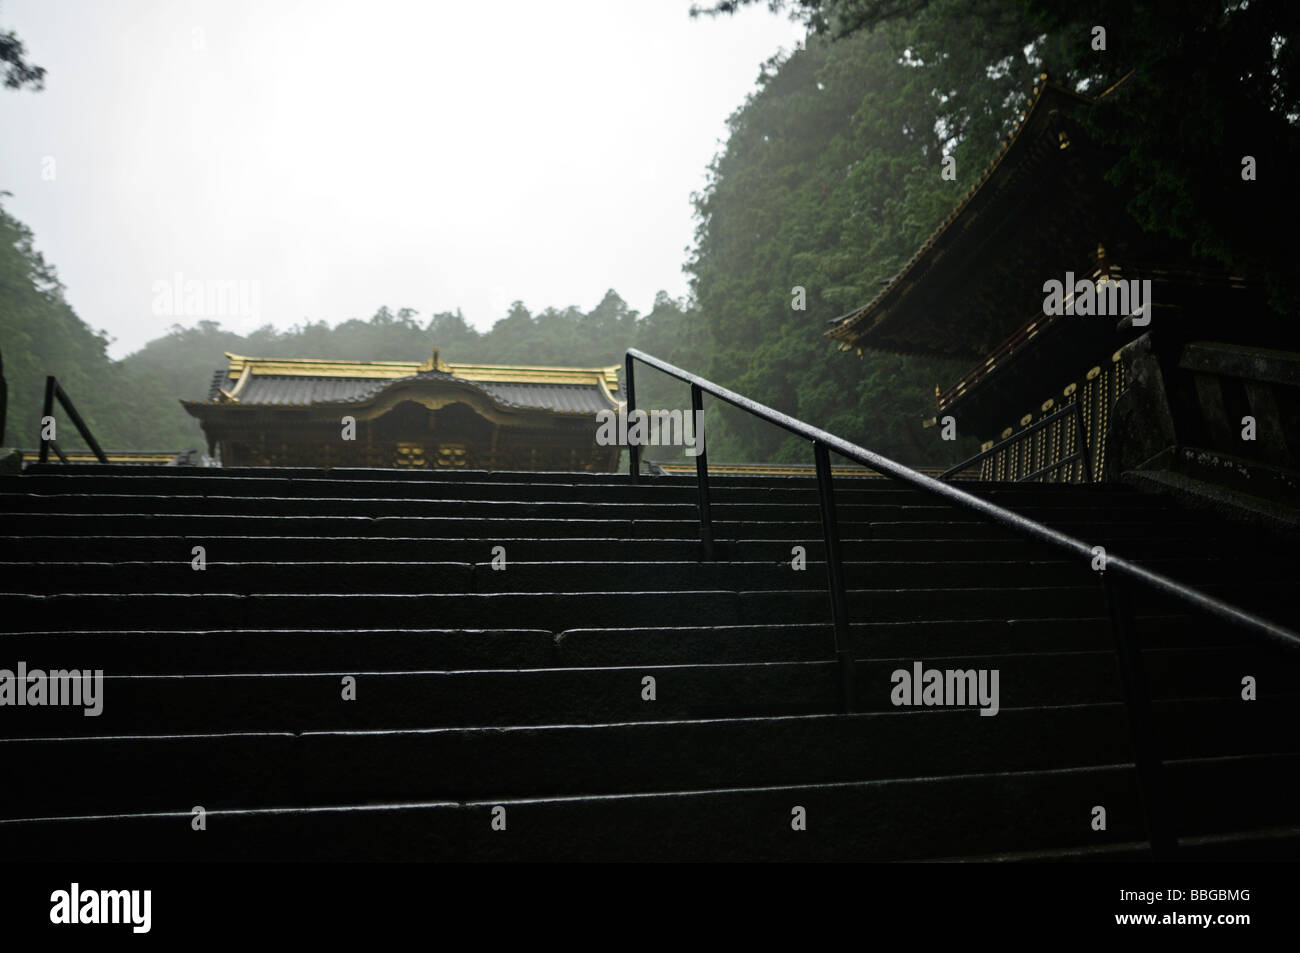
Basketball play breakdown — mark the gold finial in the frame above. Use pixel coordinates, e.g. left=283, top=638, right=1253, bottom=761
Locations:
left=419, top=347, right=445, bottom=373
left=1097, top=244, right=1106, bottom=261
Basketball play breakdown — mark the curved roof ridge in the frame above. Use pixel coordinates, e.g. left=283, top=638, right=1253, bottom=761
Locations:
left=220, top=352, right=620, bottom=389
left=184, top=366, right=619, bottom=417
left=827, top=74, right=1096, bottom=343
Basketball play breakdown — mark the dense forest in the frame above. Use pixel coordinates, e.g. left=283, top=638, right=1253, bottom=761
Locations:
left=3, top=0, right=1295, bottom=464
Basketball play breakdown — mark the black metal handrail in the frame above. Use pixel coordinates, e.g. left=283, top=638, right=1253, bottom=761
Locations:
left=939, top=399, right=1093, bottom=483
left=625, top=347, right=1300, bottom=859
left=39, top=375, right=108, bottom=465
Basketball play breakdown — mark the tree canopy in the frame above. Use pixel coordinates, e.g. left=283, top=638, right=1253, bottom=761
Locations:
left=697, top=0, right=1300, bottom=310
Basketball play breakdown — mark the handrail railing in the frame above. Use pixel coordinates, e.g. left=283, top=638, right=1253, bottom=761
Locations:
left=625, top=347, right=1300, bottom=859
left=39, top=375, right=108, bottom=465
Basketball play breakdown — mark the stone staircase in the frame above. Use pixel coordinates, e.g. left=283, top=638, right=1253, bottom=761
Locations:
left=1, top=464, right=1297, bottom=861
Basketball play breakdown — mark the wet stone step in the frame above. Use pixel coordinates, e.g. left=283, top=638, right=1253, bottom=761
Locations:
left=2, top=555, right=1280, bottom=595
left=0, top=493, right=1197, bottom=530
left=0, top=511, right=1220, bottom=544
left=3, top=754, right=1298, bottom=861
left=1, top=534, right=1233, bottom=564
left=3, top=698, right=1294, bottom=818
left=2, top=648, right=1292, bottom=737
left=1, top=475, right=1189, bottom=512
left=0, top=583, right=1210, bottom=631
left=2, top=582, right=1287, bottom=632
left=0, top=627, right=559, bottom=673
left=0, top=612, right=1252, bottom=675
left=553, top=616, right=1255, bottom=665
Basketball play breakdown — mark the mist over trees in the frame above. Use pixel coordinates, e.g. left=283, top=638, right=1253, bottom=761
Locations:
left=0, top=229, right=698, bottom=452
left=4, top=0, right=1295, bottom=464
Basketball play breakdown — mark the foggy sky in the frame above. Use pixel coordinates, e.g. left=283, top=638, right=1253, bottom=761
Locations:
left=0, top=0, right=804, bottom=357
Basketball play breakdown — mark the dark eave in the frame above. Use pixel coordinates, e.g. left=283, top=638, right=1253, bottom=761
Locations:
left=825, top=77, right=1124, bottom=359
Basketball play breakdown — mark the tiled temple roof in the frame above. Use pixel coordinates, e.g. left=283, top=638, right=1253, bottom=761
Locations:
left=189, top=352, right=622, bottom=416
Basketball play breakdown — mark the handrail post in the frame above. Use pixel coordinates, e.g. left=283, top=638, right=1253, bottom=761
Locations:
left=690, top=383, right=714, bottom=560
left=54, top=381, right=109, bottom=464
left=39, top=376, right=55, bottom=464
left=1101, top=573, right=1173, bottom=859
left=625, top=354, right=640, bottom=483
left=36, top=375, right=109, bottom=465
left=814, top=440, right=854, bottom=714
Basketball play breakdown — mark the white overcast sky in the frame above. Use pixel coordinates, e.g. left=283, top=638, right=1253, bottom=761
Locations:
left=0, top=0, right=805, bottom=358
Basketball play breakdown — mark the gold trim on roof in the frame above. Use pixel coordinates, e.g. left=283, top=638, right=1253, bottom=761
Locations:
left=42, top=451, right=183, bottom=463
left=1096, top=69, right=1135, bottom=101
left=224, top=363, right=252, bottom=401
left=222, top=352, right=621, bottom=389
